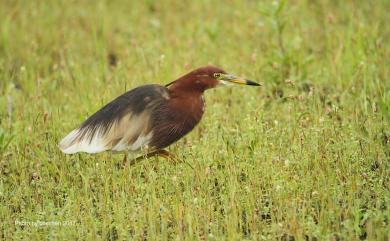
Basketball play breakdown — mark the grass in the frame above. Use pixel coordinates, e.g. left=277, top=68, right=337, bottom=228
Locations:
left=1, top=0, right=389, bottom=240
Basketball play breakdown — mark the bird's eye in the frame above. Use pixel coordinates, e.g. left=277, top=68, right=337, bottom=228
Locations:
left=213, top=73, right=221, bottom=79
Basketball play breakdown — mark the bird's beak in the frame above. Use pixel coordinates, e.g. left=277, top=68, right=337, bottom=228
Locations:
left=218, top=74, right=261, bottom=86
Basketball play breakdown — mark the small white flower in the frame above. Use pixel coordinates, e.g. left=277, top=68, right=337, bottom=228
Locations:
left=284, top=159, right=290, bottom=166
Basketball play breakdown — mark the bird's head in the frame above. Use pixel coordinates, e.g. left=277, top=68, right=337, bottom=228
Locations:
left=167, top=65, right=261, bottom=93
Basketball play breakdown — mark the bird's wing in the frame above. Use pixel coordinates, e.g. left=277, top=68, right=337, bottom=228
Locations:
left=59, top=84, right=169, bottom=154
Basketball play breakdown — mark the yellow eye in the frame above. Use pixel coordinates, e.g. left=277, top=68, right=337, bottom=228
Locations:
left=213, top=73, right=221, bottom=78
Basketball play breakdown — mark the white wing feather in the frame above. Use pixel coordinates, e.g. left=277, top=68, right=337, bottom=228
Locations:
left=59, top=112, right=152, bottom=154
left=59, top=129, right=110, bottom=154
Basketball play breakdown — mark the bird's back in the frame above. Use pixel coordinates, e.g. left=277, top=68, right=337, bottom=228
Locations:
left=59, top=84, right=170, bottom=154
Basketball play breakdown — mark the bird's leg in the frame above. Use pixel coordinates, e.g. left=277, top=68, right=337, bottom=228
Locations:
left=154, top=149, right=178, bottom=163
left=124, top=149, right=193, bottom=169
left=148, top=150, right=194, bottom=169
left=127, top=150, right=174, bottom=165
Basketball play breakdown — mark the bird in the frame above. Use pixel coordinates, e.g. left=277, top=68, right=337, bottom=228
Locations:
left=59, top=66, right=260, bottom=163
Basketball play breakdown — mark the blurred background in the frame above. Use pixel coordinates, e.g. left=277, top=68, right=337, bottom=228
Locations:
left=1, top=0, right=389, bottom=240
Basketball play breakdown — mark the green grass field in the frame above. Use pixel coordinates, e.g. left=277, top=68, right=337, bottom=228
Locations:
left=1, top=0, right=389, bottom=240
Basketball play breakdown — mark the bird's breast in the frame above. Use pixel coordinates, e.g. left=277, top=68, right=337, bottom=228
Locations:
left=148, top=94, right=205, bottom=149
left=180, top=95, right=205, bottom=121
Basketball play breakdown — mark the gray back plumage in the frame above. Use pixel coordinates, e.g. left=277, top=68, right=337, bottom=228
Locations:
left=59, top=84, right=170, bottom=153
left=78, top=84, right=168, bottom=142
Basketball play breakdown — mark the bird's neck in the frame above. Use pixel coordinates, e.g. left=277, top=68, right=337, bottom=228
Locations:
left=168, top=90, right=205, bottom=121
